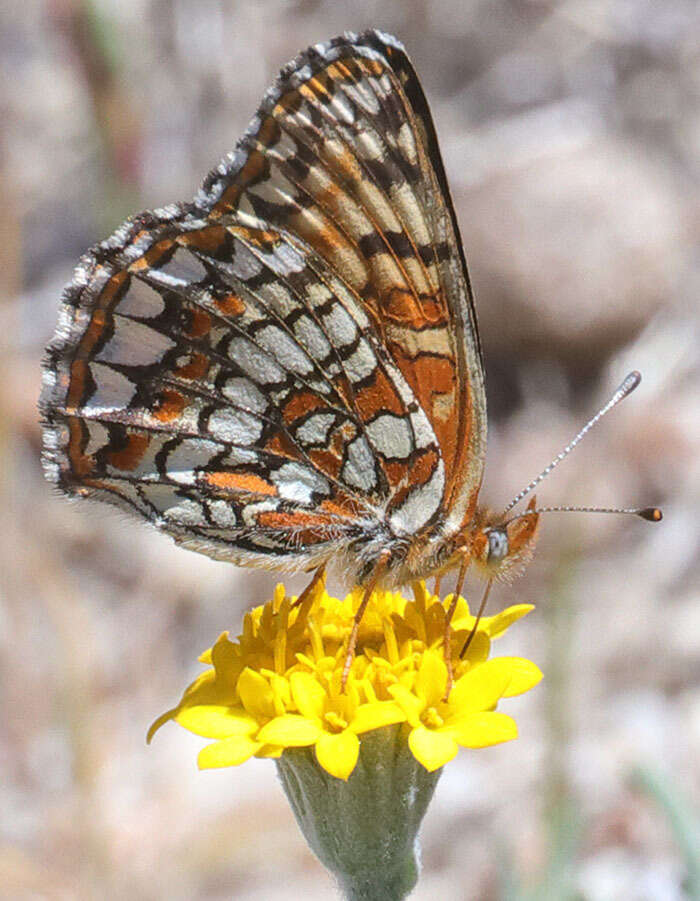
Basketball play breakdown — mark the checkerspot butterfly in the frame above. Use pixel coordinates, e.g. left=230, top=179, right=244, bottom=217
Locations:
left=41, top=30, right=660, bottom=624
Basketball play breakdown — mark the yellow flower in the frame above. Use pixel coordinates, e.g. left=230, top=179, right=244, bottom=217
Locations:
left=388, top=650, right=540, bottom=771
left=149, top=581, right=542, bottom=780
left=256, top=672, right=405, bottom=780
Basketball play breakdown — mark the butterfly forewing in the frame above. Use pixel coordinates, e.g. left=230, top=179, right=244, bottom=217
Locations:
left=204, top=32, right=487, bottom=524
left=41, top=30, right=486, bottom=577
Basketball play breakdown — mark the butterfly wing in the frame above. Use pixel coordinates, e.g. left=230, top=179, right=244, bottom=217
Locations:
left=203, top=30, right=487, bottom=529
left=41, top=30, right=486, bottom=573
left=42, top=216, right=446, bottom=571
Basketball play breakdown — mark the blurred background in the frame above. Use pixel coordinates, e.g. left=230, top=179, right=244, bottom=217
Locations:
left=1, top=1, right=698, bottom=898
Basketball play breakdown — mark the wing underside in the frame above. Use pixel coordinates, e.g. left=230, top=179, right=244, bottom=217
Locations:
left=41, top=30, right=486, bottom=570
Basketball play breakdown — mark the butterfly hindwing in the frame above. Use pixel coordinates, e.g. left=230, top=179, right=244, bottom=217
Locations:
left=42, top=211, right=446, bottom=567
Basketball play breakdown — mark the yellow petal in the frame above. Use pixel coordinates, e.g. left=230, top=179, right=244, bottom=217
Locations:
left=453, top=712, right=517, bottom=747
left=182, top=668, right=216, bottom=693
left=175, top=705, right=258, bottom=739
left=350, top=701, right=406, bottom=735
left=198, top=632, right=231, bottom=665
left=237, top=667, right=275, bottom=719
left=415, top=650, right=448, bottom=708
left=177, top=670, right=224, bottom=706
left=290, top=671, right=326, bottom=719
left=499, top=658, right=543, bottom=696
left=482, top=604, right=534, bottom=637
left=197, top=735, right=261, bottom=768
left=315, top=730, right=360, bottom=781
left=257, top=714, right=322, bottom=747
left=210, top=632, right=239, bottom=675
left=255, top=744, right=284, bottom=758
left=147, top=707, right=177, bottom=743
left=408, top=725, right=458, bottom=772
left=388, top=684, right=424, bottom=727
left=449, top=658, right=514, bottom=714
left=454, top=629, right=490, bottom=665
left=269, top=673, right=292, bottom=714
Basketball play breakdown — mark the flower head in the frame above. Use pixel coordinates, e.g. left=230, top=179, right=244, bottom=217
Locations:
left=149, top=580, right=541, bottom=780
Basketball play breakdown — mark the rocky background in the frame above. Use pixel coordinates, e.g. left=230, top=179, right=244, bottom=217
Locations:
left=1, top=1, right=698, bottom=898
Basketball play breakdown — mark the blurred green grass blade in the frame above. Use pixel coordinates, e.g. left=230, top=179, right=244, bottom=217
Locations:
left=630, top=766, right=700, bottom=898
left=498, top=797, right=584, bottom=901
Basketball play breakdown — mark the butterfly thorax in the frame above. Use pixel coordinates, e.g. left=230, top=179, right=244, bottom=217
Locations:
left=345, top=497, right=540, bottom=589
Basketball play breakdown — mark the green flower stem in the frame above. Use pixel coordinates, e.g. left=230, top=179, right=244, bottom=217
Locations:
left=277, top=724, right=441, bottom=901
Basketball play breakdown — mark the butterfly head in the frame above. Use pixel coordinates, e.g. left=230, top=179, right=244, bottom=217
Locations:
left=469, top=496, right=540, bottom=582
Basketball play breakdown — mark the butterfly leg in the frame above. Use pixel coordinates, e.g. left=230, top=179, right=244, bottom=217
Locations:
left=341, top=552, right=390, bottom=690
left=433, top=575, right=442, bottom=597
left=443, top=551, right=470, bottom=699
left=459, top=578, right=493, bottom=659
left=291, top=563, right=326, bottom=609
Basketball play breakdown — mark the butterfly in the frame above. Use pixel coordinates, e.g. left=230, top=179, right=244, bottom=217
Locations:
left=41, top=30, right=659, bottom=654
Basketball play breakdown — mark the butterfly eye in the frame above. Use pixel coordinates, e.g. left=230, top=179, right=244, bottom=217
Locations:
left=486, top=529, right=509, bottom=563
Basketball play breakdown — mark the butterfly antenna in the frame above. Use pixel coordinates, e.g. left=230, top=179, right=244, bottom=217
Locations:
left=501, top=371, right=643, bottom=517
left=507, top=504, right=662, bottom=524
